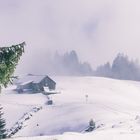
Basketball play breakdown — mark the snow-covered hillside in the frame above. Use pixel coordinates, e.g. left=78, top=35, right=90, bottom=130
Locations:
left=1, top=76, right=140, bottom=139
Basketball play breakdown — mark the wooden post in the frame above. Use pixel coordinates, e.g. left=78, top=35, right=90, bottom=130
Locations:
left=85, top=94, right=88, bottom=103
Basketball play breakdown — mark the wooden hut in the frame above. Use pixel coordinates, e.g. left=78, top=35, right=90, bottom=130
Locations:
left=16, top=75, right=56, bottom=93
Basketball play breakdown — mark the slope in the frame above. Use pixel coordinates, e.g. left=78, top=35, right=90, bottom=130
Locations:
left=1, top=76, right=140, bottom=138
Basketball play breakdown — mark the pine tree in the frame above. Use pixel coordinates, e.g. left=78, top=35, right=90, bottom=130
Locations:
left=0, top=42, right=25, bottom=89
left=0, top=105, right=7, bottom=139
left=85, top=119, right=95, bottom=132
left=0, top=42, right=25, bottom=138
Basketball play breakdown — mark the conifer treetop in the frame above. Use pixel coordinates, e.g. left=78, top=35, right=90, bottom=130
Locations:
left=0, top=42, right=25, bottom=88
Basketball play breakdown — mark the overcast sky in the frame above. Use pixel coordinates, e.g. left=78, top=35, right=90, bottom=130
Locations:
left=0, top=0, right=140, bottom=74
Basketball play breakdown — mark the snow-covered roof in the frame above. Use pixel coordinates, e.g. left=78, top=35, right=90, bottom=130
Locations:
left=20, top=81, right=33, bottom=86
left=17, top=75, right=47, bottom=84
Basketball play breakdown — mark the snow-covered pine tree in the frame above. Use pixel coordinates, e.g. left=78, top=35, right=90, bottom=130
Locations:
left=0, top=42, right=25, bottom=89
left=85, top=119, right=95, bottom=132
left=0, top=105, right=7, bottom=139
left=0, top=42, right=25, bottom=138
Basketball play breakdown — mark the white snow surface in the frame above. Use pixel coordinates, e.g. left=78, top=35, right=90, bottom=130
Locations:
left=2, top=76, right=140, bottom=139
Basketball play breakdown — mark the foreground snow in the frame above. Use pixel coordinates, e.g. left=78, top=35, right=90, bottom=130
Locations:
left=7, top=132, right=140, bottom=140
left=1, top=76, right=140, bottom=139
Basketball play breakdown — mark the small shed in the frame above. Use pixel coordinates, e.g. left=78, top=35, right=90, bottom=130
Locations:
left=16, top=75, right=56, bottom=93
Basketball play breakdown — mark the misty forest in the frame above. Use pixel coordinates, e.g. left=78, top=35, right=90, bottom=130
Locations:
left=46, top=50, right=140, bottom=82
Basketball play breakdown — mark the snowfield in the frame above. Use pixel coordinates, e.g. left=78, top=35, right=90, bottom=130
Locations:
left=1, top=76, right=140, bottom=139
